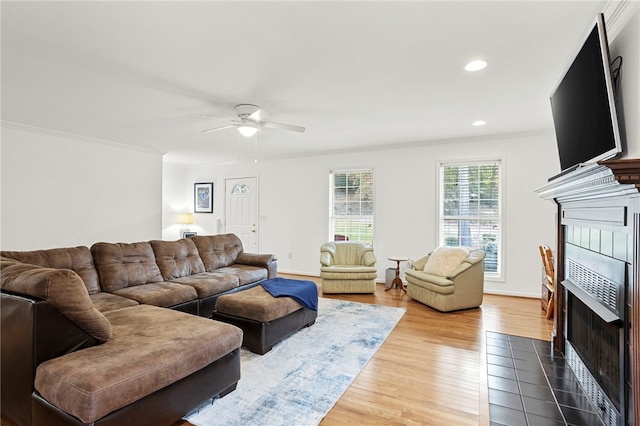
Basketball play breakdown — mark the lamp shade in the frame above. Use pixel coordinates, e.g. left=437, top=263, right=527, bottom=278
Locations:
left=176, top=213, right=193, bottom=225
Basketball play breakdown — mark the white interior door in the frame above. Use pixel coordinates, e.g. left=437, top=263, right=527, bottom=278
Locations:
left=225, top=177, right=258, bottom=252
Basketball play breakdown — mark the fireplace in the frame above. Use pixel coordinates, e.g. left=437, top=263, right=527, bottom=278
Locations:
left=536, top=159, right=640, bottom=426
left=562, top=240, right=627, bottom=426
left=567, top=294, right=620, bottom=406
left=566, top=292, right=622, bottom=424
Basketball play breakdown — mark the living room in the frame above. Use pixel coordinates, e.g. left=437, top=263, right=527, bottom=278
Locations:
left=4, top=1, right=638, bottom=296
left=1, top=1, right=639, bottom=425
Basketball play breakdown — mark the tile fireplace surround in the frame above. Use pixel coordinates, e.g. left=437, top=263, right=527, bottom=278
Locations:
left=487, top=332, right=602, bottom=426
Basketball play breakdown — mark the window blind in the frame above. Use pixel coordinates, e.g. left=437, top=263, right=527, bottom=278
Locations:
left=329, top=169, right=374, bottom=244
left=440, top=161, right=502, bottom=276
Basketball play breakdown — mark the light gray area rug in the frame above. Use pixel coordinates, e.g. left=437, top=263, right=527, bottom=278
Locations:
left=186, top=297, right=405, bottom=426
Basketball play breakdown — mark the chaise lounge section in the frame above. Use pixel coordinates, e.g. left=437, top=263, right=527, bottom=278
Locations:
left=0, top=233, right=277, bottom=426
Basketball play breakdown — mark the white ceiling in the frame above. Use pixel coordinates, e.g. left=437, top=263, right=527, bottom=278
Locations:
left=1, top=1, right=606, bottom=165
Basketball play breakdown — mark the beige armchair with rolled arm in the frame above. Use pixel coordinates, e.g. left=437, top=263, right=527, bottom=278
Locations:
left=405, top=247, right=485, bottom=312
left=320, top=242, right=377, bottom=294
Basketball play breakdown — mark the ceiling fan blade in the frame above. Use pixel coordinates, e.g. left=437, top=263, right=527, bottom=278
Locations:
left=193, top=113, right=239, bottom=122
left=248, top=107, right=271, bottom=122
left=201, top=124, right=237, bottom=133
left=262, top=121, right=306, bottom=133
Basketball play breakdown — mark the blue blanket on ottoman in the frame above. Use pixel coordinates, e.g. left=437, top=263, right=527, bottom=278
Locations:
left=260, top=278, right=318, bottom=311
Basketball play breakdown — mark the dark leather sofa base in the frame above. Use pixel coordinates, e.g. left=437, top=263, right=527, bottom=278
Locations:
left=170, top=299, right=199, bottom=316
left=1, top=292, right=100, bottom=426
left=31, top=348, right=241, bottom=426
left=213, top=307, right=317, bottom=355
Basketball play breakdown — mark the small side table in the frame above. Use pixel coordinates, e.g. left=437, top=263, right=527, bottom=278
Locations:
left=386, top=257, right=409, bottom=292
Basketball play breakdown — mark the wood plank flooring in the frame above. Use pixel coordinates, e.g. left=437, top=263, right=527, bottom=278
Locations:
left=1, top=276, right=553, bottom=426
left=308, top=277, right=553, bottom=426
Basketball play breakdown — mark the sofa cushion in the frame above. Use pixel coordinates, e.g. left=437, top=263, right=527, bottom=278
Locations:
left=405, top=269, right=455, bottom=293
left=191, top=234, right=243, bottom=271
left=168, top=272, right=239, bottom=298
left=320, top=265, right=378, bottom=280
left=89, top=292, right=139, bottom=313
left=34, top=305, right=242, bottom=424
left=216, top=264, right=268, bottom=286
left=423, top=247, right=470, bottom=277
left=0, top=257, right=112, bottom=342
left=1, top=246, right=101, bottom=294
left=150, top=239, right=206, bottom=280
left=91, top=242, right=164, bottom=292
left=215, top=285, right=303, bottom=323
left=111, top=282, right=197, bottom=308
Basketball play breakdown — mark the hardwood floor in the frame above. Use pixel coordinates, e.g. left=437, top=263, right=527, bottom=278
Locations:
left=2, top=277, right=553, bottom=426
left=311, top=278, right=553, bottom=426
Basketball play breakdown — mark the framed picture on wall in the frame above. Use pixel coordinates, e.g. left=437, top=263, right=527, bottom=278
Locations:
left=194, top=182, right=213, bottom=213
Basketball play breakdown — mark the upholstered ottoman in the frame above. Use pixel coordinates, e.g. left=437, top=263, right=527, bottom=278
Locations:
left=213, top=279, right=318, bottom=354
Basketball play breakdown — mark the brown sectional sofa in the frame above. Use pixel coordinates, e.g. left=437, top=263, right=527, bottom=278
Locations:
left=0, top=233, right=277, bottom=426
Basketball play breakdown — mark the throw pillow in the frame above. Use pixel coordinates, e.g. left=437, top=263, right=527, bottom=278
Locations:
left=423, top=246, right=470, bottom=277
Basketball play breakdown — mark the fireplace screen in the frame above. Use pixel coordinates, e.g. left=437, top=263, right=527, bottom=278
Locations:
left=568, top=292, right=621, bottom=410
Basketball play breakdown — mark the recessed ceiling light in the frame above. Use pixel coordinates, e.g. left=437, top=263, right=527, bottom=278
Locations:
left=472, top=120, right=487, bottom=126
left=465, top=60, right=487, bottom=72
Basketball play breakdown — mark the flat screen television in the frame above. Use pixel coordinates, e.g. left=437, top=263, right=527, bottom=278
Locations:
left=549, top=13, right=622, bottom=178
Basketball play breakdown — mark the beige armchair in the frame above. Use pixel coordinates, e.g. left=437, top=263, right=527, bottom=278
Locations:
left=320, top=242, right=377, bottom=294
left=405, top=247, right=485, bottom=312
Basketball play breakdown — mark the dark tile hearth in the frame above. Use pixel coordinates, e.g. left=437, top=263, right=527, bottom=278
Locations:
left=487, top=332, right=603, bottom=426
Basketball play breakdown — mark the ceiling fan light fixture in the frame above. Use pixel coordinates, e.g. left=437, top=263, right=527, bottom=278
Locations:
left=237, top=125, right=258, bottom=137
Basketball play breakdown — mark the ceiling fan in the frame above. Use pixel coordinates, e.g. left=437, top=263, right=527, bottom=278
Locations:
left=198, top=104, right=306, bottom=137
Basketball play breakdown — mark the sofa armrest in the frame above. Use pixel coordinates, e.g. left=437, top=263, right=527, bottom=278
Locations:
left=320, top=251, right=333, bottom=267
left=449, top=261, right=485, bottom=294
left=362, top=250, right=376, bottom=267
left=447, top=250, right=485, bottom=278
left=236, top=252, right=275, bottom=268
left=236, top=252, right=278, bottom=279
left=465, top=249, right=486, bottom=265
left=1, top=259, right=112, bottom=342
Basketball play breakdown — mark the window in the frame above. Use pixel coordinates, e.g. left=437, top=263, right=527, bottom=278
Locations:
left=438, top=160, right=502, bottom=279
left=231, top=184, right=250, bottom=195
left=329, top=169, right=374, bottom=244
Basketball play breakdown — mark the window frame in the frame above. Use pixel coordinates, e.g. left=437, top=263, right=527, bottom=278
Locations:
left=436, top=158, right=505, bottom=281
left=328, top=168, right=375, bottom=245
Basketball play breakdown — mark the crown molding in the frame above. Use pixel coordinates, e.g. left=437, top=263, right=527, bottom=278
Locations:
left=604, top=0, right=639, bottom=39
left=1, top=121, right=165, bottom=157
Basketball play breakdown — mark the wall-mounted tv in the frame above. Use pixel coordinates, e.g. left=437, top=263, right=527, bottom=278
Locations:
left=549, top=13, right=622, bottom=178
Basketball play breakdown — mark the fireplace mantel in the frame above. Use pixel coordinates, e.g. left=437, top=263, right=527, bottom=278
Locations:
left=536, top=158, right=640, bottom=426
left=535, top=159, right=640, bottom=202
left=601, top=158, right=640, bottom=189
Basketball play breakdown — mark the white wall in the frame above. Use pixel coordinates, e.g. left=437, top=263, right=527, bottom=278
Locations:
left=158, top=6, right=640, bottom=299
left=165, top=130, right=559, bottom=297
left=162, top=161, right=192, bottom=241
left=0, top=125, right=163, bottom=250
left=609, top=6, right=639, bottom=159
